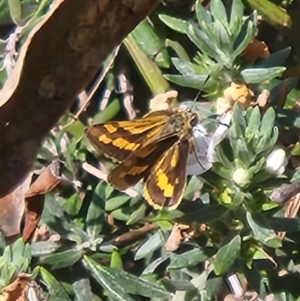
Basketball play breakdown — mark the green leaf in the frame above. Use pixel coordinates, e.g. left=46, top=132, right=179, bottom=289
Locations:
left=63, top=120, right=85, bottom=142
left=135, top=231, right=164, bottom=260
left=270, top=77, right=298, bottom=108
left=86, top=183, right=106, bottom=238
left=254, top=47, right=291, bottom=68
left=187, top=25, right=222, bottom=58
left=92, top=98, right=121, bottom=124
left=229, top=0, right=244, bottom=36
left=195, top=1, right=212, bottom=26
left=168, top=248, right=209, bottom=269
left=42, top=195, right=88, bottom=243
left=164, top=74, right=208, bottom=90
left=0, top=261, right=15, bottom=289
left=131, top=19, right=170, bottom=68
left=84, top=256, right=134, bottom=301
left=171, top=57, right=207, bottom=75
left=241, top=67, right=286, bottom=84
left=105, top=195, right=131, bottom=211
left=205, top=276, right=223, bottom=300
left=158, top=14, right=189, bottom=33
left=39, top=267, right=72, bottom=301
left=103, top=265, right=170, bottom=299
left=84, top=256, right=170, bottom=300
left=11, top=238, right=25, bottom=263
left=39, top=250, right=82, bottom=269
left=246, top=106, right=261, bottom=141
left=214, top=20, right=231, bottom=54
left=127, top=203, right=147, bottom=225
left=2, top=245, right=12, bottom=263
left=245, top=0, right=291, bottom=28
left=123, top=34, right=170, bottom=94
left=260, top=107, right=276, bottom=138
left=232, top=14, right=256, bottom=57
left=72, top=278, right=97, bottom=301
left=143, top=257, right=169, bottom=275
left=105, top=184, right=114, bottom=199
left=214, top=235, right=241, bottom=275
left=176, top=204, right=228, bottom=224
left=210, top=0, right=228, bottom=26
left=31, top=241, right=62, bottom=257
left=233, top=138, right=252, bottom=167
left=269, top=217, right=300, bottom=232
left=110, top=250, right=123, bottom=269
left=246, top=212, right=281, bottom=248
left=160, top=278, right=195, bottom=292
left=183, top=176, right=203, bottom=199
left=62, top=194, right=82, bottom=216
left=165, top=39, right=190, bottom=61
left=111, top=208, right=132, bottom=221
left=7, top=0, right=22, bottom=24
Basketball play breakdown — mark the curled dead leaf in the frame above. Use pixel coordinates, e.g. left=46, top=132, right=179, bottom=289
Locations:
left=22, top=160, right=62, bottom=242
left=165, top=223, right=189, bottom=252
left=255, top=89, right=270, bottom=108
left=165, top=223, right=207, bottom=252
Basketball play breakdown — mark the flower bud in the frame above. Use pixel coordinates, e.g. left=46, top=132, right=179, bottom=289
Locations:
left=265, top=148, right=288, bottom=176
left=232, top=168, right=251, bottom=187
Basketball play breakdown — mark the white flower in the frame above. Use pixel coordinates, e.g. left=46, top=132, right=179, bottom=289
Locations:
left=186, top=112, right=231, bottom=176
left=265, top=148, right=288, bottom=176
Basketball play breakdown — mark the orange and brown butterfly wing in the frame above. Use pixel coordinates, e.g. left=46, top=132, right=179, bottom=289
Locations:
left=107, top=136, right=178, bottom=190
left=143, top=140, right=190, bottom=210
left=85, top=112, right=172, bottom=162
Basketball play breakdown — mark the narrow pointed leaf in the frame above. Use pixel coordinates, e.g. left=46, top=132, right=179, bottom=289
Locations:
left=214, top=235, right=241, bottom=275
left=84, top=256, right=134, bottom=301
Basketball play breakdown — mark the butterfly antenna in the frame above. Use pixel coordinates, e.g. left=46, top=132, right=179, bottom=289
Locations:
left=192, top=75, right=211, bottom=103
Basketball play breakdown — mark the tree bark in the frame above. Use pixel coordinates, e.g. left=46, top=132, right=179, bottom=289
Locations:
left=0, top=0, right=161, bottom=197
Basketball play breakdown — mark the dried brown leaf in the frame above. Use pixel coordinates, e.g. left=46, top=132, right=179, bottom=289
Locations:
left=241, top=39, right=270, bottom=61
left=217, top=82, right=254, bottom=114
left=22, top=160, right=62, bottom=242
left=165, top=223, right=189, bottom=252
left=0, top=174, right=32, bottom=238
left=0, top=274, right=32, bottom=301
left=149, top=90, right=178, bottom=112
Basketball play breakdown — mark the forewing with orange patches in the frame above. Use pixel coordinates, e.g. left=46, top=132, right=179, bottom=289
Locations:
left=143, top=140, right=190, bottom=210
left=85, top=113, right=171, bottom=162
left=107, top=137, right=178, bottom=190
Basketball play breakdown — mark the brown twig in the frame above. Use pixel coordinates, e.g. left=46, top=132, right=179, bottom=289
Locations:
left=113, top=224, right=158, bottom=246
left=269, top=181, right=300, bottom=204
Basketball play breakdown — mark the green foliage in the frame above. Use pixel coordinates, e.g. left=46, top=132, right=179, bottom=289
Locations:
left=1, top=0, right=300, bottom=300
left=0, top=238, right=32, bottom=289
left=159, top=0, right=287, bottom=97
